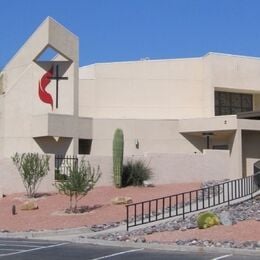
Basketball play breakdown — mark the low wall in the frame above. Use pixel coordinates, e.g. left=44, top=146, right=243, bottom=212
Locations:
left=79, top=150, right=231, bottom=186
left=147, top=150, right=231, bottom=184
left=0, top=155, right=56, bottom=196
left=0, top=151, right=232, bottom=195
left=78, top=155, right=113, bottom=186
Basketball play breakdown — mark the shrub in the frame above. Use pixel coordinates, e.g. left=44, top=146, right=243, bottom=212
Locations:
left=122, top=159, right=152, bottom=187
left=12, top=153, right=50, bottom=198
left=197, top=211, right=220, bottom=229
left=55, top=169, right=68, bottom=181
left=55, top=159, right=101, bottom=212
left=113, top=129, right=124, bottom=188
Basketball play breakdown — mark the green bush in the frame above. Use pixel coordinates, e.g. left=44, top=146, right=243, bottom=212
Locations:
left=55, top=159, right=101, bottom=212
left=122, top=159, right=152, bottom=187
left=55, top=169, right=68, bottom=181
left=12, top=153, right=50, bottom=198
left=197, top=211, right=220, bottom=229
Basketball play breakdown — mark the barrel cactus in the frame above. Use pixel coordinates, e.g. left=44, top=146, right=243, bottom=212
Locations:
left=113, top=129, right=124, bottom=188
left=197, top=211, right=220, bottom=229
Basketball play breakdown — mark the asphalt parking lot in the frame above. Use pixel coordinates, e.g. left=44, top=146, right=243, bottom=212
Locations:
left=0, top=238, right=259, bottom=259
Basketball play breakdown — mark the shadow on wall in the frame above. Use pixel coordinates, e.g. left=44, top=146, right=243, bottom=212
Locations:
left=181, top=133, right=204, bottom=152
left=254, top=160, right=260, bottom=187
left=34, top=136, right=72, bottom=155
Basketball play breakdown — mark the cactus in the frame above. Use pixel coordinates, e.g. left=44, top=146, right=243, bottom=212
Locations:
left=197, top=211, right=220, bottom=229
left=113, top=129, right=124, bottom=188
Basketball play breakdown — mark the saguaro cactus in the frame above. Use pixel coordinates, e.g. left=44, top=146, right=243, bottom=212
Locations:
left=113, top=128, right=124, bottom=188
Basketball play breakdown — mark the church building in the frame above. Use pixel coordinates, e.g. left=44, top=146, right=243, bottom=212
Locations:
left=1, top=17, right=260, bottom=191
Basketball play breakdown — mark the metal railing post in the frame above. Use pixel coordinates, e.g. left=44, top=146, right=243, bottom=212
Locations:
left=125, top=173, right=260, bottom=230
left=126, top=206, right=129, bottom=231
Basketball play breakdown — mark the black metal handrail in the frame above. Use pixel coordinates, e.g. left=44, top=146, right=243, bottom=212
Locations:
left=126, top=173, right=260, bottom=230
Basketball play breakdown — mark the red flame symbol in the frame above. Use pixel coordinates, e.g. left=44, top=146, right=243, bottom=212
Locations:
left=38, top=66, right=53, bottom=110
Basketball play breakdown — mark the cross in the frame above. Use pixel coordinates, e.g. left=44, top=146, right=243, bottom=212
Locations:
left=48, top=64, right=68, bottom=109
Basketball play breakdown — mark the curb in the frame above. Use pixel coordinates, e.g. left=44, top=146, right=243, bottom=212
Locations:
left=0, top=226, right=92, bottom=238
left=71, top=238, right=260, bottom=257
left=1, top=228, right=260, bottom=257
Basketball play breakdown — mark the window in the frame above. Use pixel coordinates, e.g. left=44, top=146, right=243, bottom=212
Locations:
left=215, top=91, right=252, bottom=116
left=78, top=139, right=92, bottom=154
left=212, top=144, right=229, bottom=150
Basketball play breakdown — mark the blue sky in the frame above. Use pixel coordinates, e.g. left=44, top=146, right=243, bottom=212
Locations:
left=1, top=0, right=260, bottom=69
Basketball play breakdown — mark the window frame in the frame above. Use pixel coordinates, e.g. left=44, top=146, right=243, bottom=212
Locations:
left=215, top=91, right=253, bottom=116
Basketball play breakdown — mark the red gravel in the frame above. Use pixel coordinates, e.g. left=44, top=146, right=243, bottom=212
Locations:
left=145, top=220, right=260, bottom=243
left=0, top=183, right=199, bottom=232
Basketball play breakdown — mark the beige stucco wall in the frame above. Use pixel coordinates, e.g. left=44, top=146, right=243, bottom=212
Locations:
left=78, top=150, right=232, bottom=187
left=0, top=155, right=55, bottom=196
left=79, top=53, right=260, bottom=121
left=79, top=58, right=205, bottom=119
left=89, top=118, right=204, bottom=156
left=0, top=17, right=80, bottom=157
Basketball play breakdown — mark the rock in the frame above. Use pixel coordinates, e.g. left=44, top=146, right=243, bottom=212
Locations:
left=20, top=201, right=38, bottom=210
left=135, top=237, right=146, bottom=243
left=186, top=223, right=197, bottom=229
left=144, top=228, right=153, bottom=235
left=191, top=240, right=198, bottom=245
left=256, top=241, right=260, bottom=248
left=180, top=226, right=187, bottom=231
left=111, top=196, right=133, bottom=205
left=176, top=240, right=185, bottom=245
left=215, top=242, right=222, bottom=247
left=143, top=181, right=154, bottom=187
left=0, top=229, right=9, bottom=233
left=203, top=241, right=210, bottom=247
left=254, top=195, right=260, bottom=200
left=219, top=211, right=233, bottom=226
left=118, top=235, right=129, bottom=241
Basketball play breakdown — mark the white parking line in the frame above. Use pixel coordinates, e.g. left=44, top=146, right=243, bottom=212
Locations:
left=0, top=249, right=20, bottom=251
left=0, top=243, right=40, bottom=248
left=0, top=240, right=57, bottom=244
left=0, top=242, right=69, bottom=257
left=90, top=248, right=144, bottom=260
left=211, top=254, right=233, bottom=260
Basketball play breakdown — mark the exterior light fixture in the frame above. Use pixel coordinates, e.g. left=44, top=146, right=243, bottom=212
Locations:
left=135, top=139, right=139, bottom=149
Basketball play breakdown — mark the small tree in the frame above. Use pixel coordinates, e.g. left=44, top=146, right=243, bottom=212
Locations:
left=55, top=159, right=101, bottom=212
left=12, top=153, right=50, bottom=198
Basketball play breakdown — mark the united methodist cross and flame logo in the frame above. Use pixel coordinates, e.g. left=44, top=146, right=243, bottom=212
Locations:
left=38, top=65, right=68, bottom=110
left=38, top=66, right=54, bottom=110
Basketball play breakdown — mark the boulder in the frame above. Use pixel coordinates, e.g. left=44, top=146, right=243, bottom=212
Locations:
left=20, top=201, right=39, bottom=210
left=219, top=211, right=233, bottom=226
left=143, top=180, right=155, bottom=187
left=111, top=196, right=133, bottom=205
left=255, top=195, right=260, bottom=201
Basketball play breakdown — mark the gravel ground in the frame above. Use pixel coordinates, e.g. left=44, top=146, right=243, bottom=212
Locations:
left=0, top=183, right=199, bottom=232
left=90, top=196, right=260, bottom=250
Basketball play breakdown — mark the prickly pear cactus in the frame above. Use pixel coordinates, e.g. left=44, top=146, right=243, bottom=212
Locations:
left=113, top=129, right=124, bottom=188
